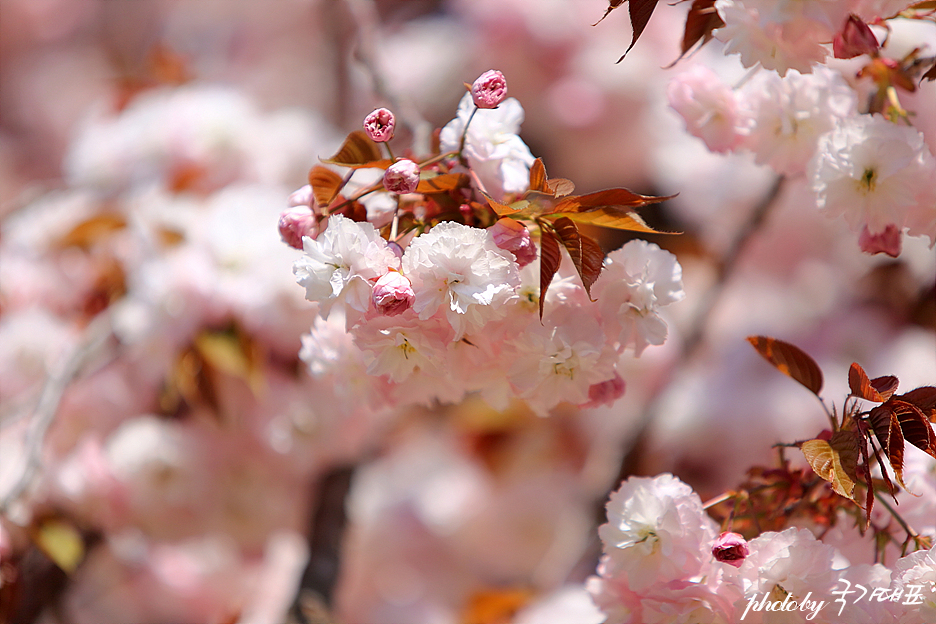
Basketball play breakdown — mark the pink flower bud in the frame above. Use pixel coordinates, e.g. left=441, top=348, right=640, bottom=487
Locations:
left=287, top=184, right=314, bottom=208
left=372, top=271, right=415, bottom=316
left=471, top=70, right=508, bottom=109
left=278, top=205, right=321, bottom=249
left=363, top=108, right=395, bottom=142
left=488, top=218, right=537, bottom=267
left=859, top=223, right=901, bottom=257
left=582, top=373, right=626, bottom=408
left=383, top=159, right=420, bottom=194
left=712, top=532, right=749, bottom=567
left=833, top=15, right=879, bottom=59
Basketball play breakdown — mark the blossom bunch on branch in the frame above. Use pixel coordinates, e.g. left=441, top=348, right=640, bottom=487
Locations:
left=281, top=72, right=686, bottom=415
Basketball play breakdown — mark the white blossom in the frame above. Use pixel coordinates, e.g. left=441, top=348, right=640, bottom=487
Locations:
left=293, top=214, right=400, bottom=320
left=401, top=221, right=520, bottom=340
left=439, top=93, right=535, bottom=198
left=593, top=240, right=685, bottom=356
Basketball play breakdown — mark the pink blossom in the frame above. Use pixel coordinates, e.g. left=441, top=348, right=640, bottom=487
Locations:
left=383, top=159, right=420, bottom=194
left=488, top=218, right=537, bottom=267
left=712, top=531, right=749, bottom=567
left=363, top=108, right=395, bottom=142
left=582, top=373, right=626, bottom=409
left=858, top=223, right=902, bottom=256
left=471, top=70, right=507, bottom=109
left=371, top=270, right=416, bottom=316
left=833, top=14, right=880, bottom=59
left=667, top=66, right=742, bottom=153
left=278, top=206, right=319, bottom=249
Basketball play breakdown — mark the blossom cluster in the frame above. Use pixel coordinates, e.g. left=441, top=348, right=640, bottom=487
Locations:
left=284, top=72, right=685, bottom=416
left=667, top=2, right=936, bottom=256
left=586, top=473, right=936, bottom=624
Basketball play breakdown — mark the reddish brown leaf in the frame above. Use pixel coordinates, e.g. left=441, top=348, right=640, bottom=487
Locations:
left=483, top=192, right=529, bottom=218
left=855, top=422, right=875, bottom=522
left=922, top=59, right=936, bottom=82
left=890, top=399, right=936, bottom=458
left=308, top=165, right=344, bottom=208
left=559, top=208, right=674, bottom=234
left=551, top=217, right=604, bottom=299
left=539, top=229, right=562, bottom=320
left=416, top=173, right=469, bottom=194
left=592, top=0, right=625, bottom=26
left=848, top=363, right=898, bottom=402
left=615, top=0, right=662, bottom=62
left=529, top=158, right=548, bottom=193
left=321, top=130, right=386, bottom=167
left=746, top=336, right=824, bottom=396
left=868, top=403, right=907, bottom=488
left=546, top=178, right=575, bottom=197
left=897, top=386, right=936, bottom=421
left=672, top=0, right=724, bottom=65
left=800, top=431, right=861, bottom=501
left=553, top=188, right=676, bottom=213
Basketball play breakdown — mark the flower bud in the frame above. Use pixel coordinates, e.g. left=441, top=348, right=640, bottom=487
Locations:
left=833, top=15, right=879, bottom=59
left=859, top=223, right=901, bottom=257
left=488, top=218, right=537, bottom=267
left=582, top=373, right=626, bottom=408
left=712, top=532, right=749, bottom=567
left=471, top=70, right=508, bottom=109
left=372, top=270, right=416, bottom=316
left=278, top=205, right=320, bottom=249
left=287, top=184, right=314, bottom=208
left=383, top=159, right=420, bottom=194
left=363, top=108, right=395, bottom=142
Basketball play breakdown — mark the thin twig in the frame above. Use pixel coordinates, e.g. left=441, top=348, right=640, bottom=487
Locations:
left=0, top=312, right=115, bottom=514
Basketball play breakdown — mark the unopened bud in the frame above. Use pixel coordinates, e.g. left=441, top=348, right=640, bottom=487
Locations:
left=582, top=373, right=626, bottom=408
left=278, top=205, right=321, bottom=249
left=488, top=218, right=537, bottom=267
left=712, top=532, right=749, bottom=567
left=364, top=108, right=395, bottom=143
left=383, top=159, right=420, bottom=194
left=372, top=270, right=416, bottom=316
left=287, top=184, right=314, bottom=208
left=833, top=15, right=879, bottom=59
left=859, top=223, right=901, bottom=257
left=471, top=70, right=508, bottom=109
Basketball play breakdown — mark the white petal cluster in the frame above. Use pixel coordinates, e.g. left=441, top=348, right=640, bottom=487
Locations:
left=714, top=0, right=846, bottom=76
left=401, top=221, right=520, bottom=340
left=439, top=93, right=535, bottom=198
left=293, top=215, right=400, bottom=319
left=593, top=240, right=685, bottom=357
left=740, top=67, right=857, bottom=175
left=808, top=114, right=936, bottom=241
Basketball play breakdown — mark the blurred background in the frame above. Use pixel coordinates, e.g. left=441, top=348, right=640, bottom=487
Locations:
left=1, top=1, right=934, bottom=623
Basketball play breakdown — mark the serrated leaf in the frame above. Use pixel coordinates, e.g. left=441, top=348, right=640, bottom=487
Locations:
left=34, top=519, right=84, bottom=574
left=746, top=336, right=824, bottom=396
left=557, top=208, right=674, bottom=233
left=416, top=173, right=470, bottom=194
left=890, top=399, right=936, bottom=458
left=671, top=0, right=723, bottom=65
left=553, top=188, right=676, bottom=213
left=546, top=178, right=575, bottom=197
left=869, top=403, right=907, bottom=488
left=616, top=0, right=662, bottom=62
left=308, top=165, right=344, bottom=208
left=552, top=217, right=604, bottom=299
left=57, top=214, right=128, bottom=250
left=529, top=158, right=548, bottom=193
left=539, top=229, right=561, bottom=320
left=592, top=0, right=625, bottom=26
left=801, top=431, right=861, bottom=500
left=321, top=130, right=385, bottom=167
left=897, top=386, right=936, bottom=421
left=848, top=363, right=898, bottom=402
